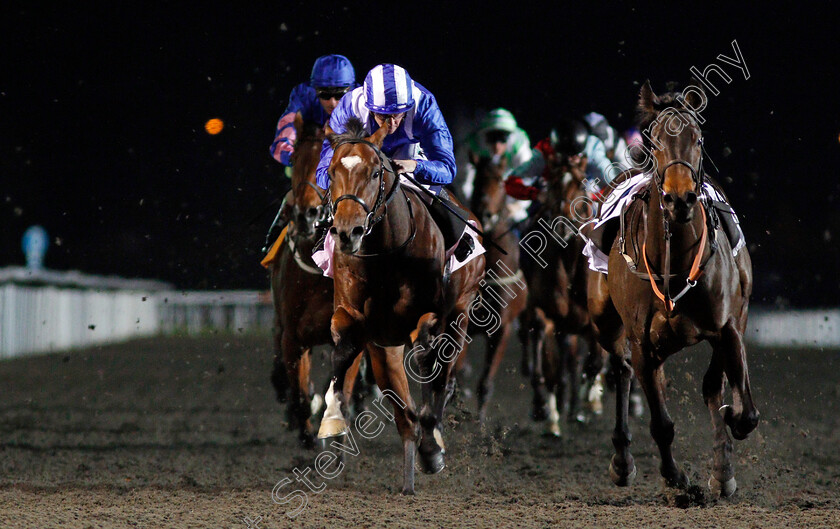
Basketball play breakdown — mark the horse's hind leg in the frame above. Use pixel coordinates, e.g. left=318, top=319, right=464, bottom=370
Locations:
left=280, top=330, right=315, bottom=448
left=477, top=320, right=512, bottom=423
left=635, top=352, right=690, bottom=490
left=410, top=312, right=448, bottom=475
left=715, top=320, right=760, bottom=441
left=582, top=335, right=606, bottom=418
left=562, top=333, right=584, bottom=423
left=703, top=343, right=737, bottom=497
left=367, top=344, right=418, bottom=495
left=271, top=326, right=289, bottom=403
left=518, top=310, right=534, bottom=377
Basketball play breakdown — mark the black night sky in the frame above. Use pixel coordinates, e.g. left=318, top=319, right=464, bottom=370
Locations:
left=2, top=3, right=838, bottom=307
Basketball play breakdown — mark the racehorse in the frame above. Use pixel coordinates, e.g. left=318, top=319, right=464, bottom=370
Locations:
left=318, top=117, right=485, bottom=494
left=520, top=157, right=606, bottom=437
left=587, top=81, right=759, bottom=496
left=268, top=115, right=366, bottom=448
left=467, top=154, right=528, bottom=422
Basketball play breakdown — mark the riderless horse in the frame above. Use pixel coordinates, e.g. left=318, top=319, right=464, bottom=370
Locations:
left=587, top=81, right=759, bottom=497
left=318, top=117, right=485, bottom=494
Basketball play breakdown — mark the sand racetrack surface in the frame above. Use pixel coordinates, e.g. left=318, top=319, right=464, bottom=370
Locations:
left=1, top=334, right=838, bottom=528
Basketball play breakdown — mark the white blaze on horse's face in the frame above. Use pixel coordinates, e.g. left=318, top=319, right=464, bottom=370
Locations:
left=341, top=155, right=362, bottom=170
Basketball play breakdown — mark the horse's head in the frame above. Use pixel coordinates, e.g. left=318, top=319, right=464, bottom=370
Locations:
left=638, top=80, right=706, bottom=224
left=326, top=117, right=392, bottom=254
left=540, top=154, right=590, bottom=227
left=469, top=153, right=508, bottom=233
left=289, top=113, right=327, bottom=238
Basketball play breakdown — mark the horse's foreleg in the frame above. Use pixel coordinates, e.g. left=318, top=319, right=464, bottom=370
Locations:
left=715, top=319, right=760, bottom=441
left=608, top=340, right=637, bottom=486
left=367, top=344, right=418, bottom=495
left=318, top=306, right=364, bottom=440
left=635, top=352, right=689, bottom=490
left=703, top=344, right=737, bottom=497
left=530, top=311, right=551, bottom=422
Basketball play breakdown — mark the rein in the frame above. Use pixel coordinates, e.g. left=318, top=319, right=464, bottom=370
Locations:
left=287, top=227, right=324, bottom=275
left=638, top=127, right=715, bottom=314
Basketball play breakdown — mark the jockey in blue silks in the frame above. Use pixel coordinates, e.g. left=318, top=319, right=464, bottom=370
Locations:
left=316, top=64, right=472, bottom=258
left=263, top=54, right=356, bottom=253
left=270, top=54, right=356, bottom=166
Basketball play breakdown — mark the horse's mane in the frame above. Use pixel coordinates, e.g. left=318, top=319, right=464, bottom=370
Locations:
left=297, top=120, right=324, bottom=143
left=329, top=117, right=367, bottom=146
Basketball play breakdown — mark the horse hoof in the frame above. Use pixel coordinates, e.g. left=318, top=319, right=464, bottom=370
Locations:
left=709, top=475, right=737, bottom=497
left=300, top=432, right=316, bottom=450
left=418, top=450, right=445, bottom=474
left=317, top=418, right=348, bottom=439
left=401, top=486, right=416, bottom=496
left=662, top=472, right=691, bottom=490
left=544, top=422, right=562, bottom=438
left=609, top=455, right=637, bottom=487
left=531, top=406, right=549, bottom=422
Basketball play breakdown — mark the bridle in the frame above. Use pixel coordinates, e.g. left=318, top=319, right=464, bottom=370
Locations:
left=325, top=138, right=416, bottom=256
left=641, top=109, right=715, bottom=314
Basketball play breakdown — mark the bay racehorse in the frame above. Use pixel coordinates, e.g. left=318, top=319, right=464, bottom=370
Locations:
left=318, top=117, right=485, bottom=494
left=268, top=115, right=365, bottom=448
left=587, top=81, right=759, bottom=496
left=467, top=154, right=528, bottom=422
left=520, top=158, right=606, bottom=437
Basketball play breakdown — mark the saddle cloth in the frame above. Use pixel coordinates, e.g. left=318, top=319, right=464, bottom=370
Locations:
left=311, top=173, right=485, bottom=278
left=260, top=226, right=288, bottom=269
left=581, top=172, right=746, bottom=274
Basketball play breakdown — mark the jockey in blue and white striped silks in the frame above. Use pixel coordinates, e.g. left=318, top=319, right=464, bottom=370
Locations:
left=315, top=64, right=457, bottom=191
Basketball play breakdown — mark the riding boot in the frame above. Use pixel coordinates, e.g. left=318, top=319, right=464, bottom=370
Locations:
left=426, top=189, right=473, bottom=261
left=262, top=191, right=294, bottom=254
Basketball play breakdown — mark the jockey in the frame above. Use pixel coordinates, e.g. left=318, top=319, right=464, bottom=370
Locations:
left=581, top=112, right=621, bottom=196
left=502, top=118, right=589, bottom=222
left=316, top=63, right=473, bottom=260
left=263, top=54, right=356, bottom=252
left=614, top=126, right=643, bottom=171
left=458, top=108, right=532, bottom=201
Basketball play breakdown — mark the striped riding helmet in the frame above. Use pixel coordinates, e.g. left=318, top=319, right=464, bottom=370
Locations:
left=364, top=64, right=415, bottom=114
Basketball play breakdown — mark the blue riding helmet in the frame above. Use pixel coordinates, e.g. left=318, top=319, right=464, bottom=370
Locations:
left=310, top=54, right=355, bottom=88
left=364, top=64, right=415, bottom=114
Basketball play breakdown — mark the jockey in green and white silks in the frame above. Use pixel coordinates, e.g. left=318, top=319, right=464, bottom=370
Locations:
left=459, top=108, right=532, bottom=201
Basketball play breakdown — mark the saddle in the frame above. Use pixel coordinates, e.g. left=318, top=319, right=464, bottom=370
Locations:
left=583, top=174, right=746, bottom=275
